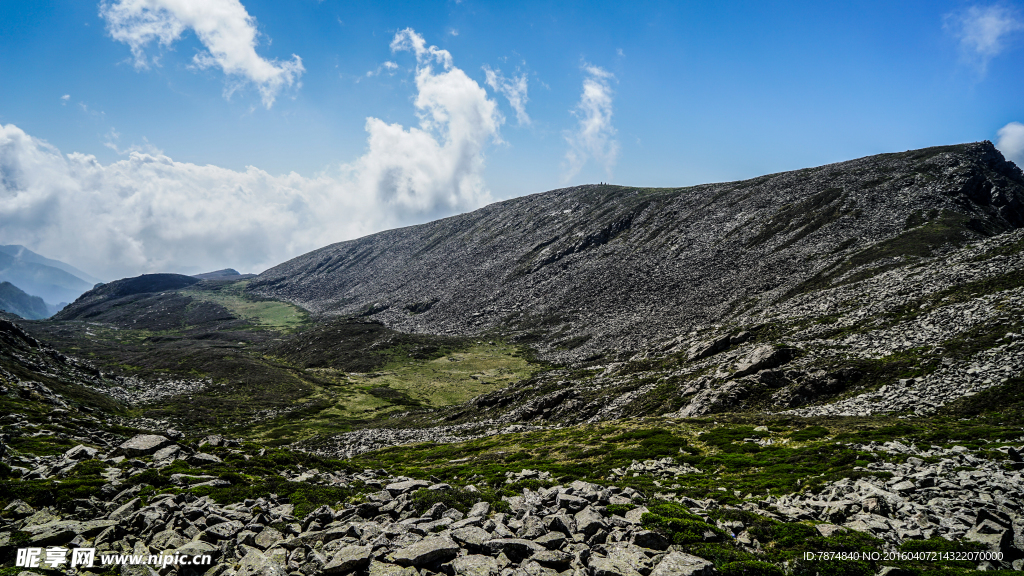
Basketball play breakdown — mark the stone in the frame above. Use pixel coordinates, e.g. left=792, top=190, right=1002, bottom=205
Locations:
left=367, top=561, right=419, bottom=576
left=390, top=535, right=460, bottom=566
left=152, top=445, right=182, bottom=461
left=815, top=524, right=846, bottom=538
left=651, top=551, right=715, bottom=576
left=631, top=529, right=670, bottom=550
left=64, top=445, right=99, bottom=460
left=205, top=520, right=244, bottom=540
left=22, top=509, right=60, bottom=528
left=451, top=526, right=492, bottom=552
left=446, top=554, right=501, bottom=576
left=116, top=435, right=172, bottom=457
left=734, top=345, right=796, bottom=377
left=485, top=538, right=544, bottom=563
left=590, top=555, right=644, bottom=576
left=531, top=549, right=573, bottom=568
left=623, top=506, right=649, bottom=524
left=544, top=513, right=576, bottom=535
left=385, top=480, right=430, bottom=496
left=4, top=500, right=35, bottom=518
left=556, top=493, right=589, bottom=513
left=236, top=548, right=287, bottom=576
left=174, top=540, right=220, bottom=562
left=534, top=531, right=566, bottom=550
left=188, top=452, right=222, bottom=465
left=688, top=335, right=732, bottom=362
left=150, top=529, right=186, bottom=551
left=468, top=501, right=491, bottom=518
left=323, top=545, right=373, bottom=573
left=574, top=506, right=605, bottom=536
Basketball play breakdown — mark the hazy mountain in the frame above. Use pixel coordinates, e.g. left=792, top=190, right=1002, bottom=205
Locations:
left=0, top=245, right=103, bottom=285
left=0, top=245, right=100, bottom=307
left=0, top=281, right=52, bottom=319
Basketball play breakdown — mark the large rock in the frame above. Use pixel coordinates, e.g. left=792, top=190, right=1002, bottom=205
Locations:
left=390, top=536, right=460, bottom=566
left=64, top=445, right=99, bottom=460
left=451, top=526, right=492, bottom=552
left=687, top=335, right=732, bottom=362
left=485, top=538, right=544, bottom=563
left=116, top=435, right=172, bottom=457
left=236, top=549, right=287, bottom=576
left=323, top=545, right=373, bottom=573
left=468, top=501, right=491, bottom=518
left=733, top=345, right=796, bottom=377
left=368, top=561, right=419, bottom=576
left=575, top=506, right=606, bottom=536
left=204, top=520, right=244, bottom=541
left=590, top=543, right=654, bottom=576
left=445, top=555, right=501, bottom=576
left=23, top=519, right=118, bottom=545
left=651, top=552, right=716, bottom=576
left=152, top=445, right=182, bottom=461
left=385, top=479, right=430, bottom=496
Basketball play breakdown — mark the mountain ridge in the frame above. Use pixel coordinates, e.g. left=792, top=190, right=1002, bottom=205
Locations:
left=250, top=141, right=1024, bottom=363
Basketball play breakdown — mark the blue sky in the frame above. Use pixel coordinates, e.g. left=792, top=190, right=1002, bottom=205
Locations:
left=1, top=0, right=1023, bottom=280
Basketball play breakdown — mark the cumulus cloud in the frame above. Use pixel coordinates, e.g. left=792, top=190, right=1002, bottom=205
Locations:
left=563, top=64, right=619, bottom=182
left=945, top=4, right=1023, bottom=74
left=997, top=122, right=1024, bottom=166
left=356, top=28, right=503, bottom=217
left=99, top=0, right=304, bottom=108
left=0, top=30, right=502, bottom=280
left=483, top=66, right=530, bottom=126
left=61, top=95, right=70, bottom=105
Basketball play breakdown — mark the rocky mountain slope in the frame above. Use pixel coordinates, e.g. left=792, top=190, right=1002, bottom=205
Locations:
left=5, top=141, right=1024, bottom=574
left=251, top=142, right=1024, bottom=364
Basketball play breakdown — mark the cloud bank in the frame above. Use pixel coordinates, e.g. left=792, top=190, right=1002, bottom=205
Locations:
left=0, top=30, right=501, bottom=280
left=945, top=4, right=1023, bottom=74
left=997, top=121, right=1024, bottom=166
left=100, top=0, right=304, bottom=107
left=563, top=64, right=619, bottom=182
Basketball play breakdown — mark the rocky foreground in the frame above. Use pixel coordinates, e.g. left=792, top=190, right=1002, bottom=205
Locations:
left=4, top=430, right=1024, bottom=576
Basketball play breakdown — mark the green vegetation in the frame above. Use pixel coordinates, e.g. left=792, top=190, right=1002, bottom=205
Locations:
left=641, top=500, right=727, bottom=544
left=246, top=339, right=540, bottom=443
left=184, top=280, right=309, bottom=331
left=339, top=420, right=897, bottom=502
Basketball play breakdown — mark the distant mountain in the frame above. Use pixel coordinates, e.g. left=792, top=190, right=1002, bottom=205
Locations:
left=0, top=245, right=103, bottom=285
left=0, top=281, right=52, bottom=319
left=192, top=268, right=256, bottom=280
left=0, top=245, right=100, bottom=307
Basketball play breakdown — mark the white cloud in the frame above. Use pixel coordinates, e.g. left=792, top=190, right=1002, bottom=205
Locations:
left=99, top=0, right=304, bottom=108
left=945, top=5, right=1023, bottom=74
left=362, top=61, right=398, bottom=80
left=483, top=66, right=530, bottom=126
left=61, top=94, right=70, bottom=105
left=563, top=64, right=619, bottom=182
left=0, top=30, right=502, bottom=280
left=358, top=28, right=503, bottom=216
left=997, top=121, right=1024, bottom=166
